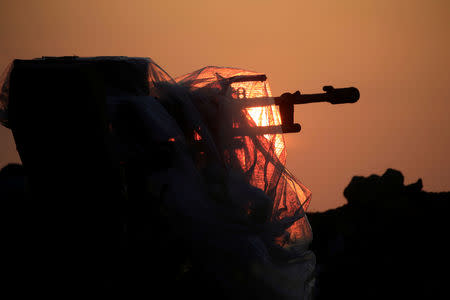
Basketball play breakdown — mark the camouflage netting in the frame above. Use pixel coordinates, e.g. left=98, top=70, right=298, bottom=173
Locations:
left=0, top=58, right=315, bottom=299
left=0, top=62, right=12, bottom=127
left=175, top=66, right=313, bottom=247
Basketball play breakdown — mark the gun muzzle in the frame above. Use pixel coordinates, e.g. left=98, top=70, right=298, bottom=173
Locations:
left=323, top=86, right=360, bottom=104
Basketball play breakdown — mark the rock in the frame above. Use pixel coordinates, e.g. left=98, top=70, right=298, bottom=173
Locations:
left=308, top=168, right=449, bottom=300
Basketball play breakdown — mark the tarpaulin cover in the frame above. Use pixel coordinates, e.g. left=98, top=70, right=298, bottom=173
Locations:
left=0, top=57, right=315, bottom=299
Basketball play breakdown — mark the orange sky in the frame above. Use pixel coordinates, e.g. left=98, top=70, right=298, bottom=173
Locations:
left=0, top=0, right=449, bottom=211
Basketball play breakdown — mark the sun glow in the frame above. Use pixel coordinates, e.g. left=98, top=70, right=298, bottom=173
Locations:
left=230, top=82, right=285, bottom=158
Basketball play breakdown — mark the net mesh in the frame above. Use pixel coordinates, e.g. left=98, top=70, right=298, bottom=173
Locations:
left=175, top=66, right=312, bottom=247
left=0, top=62, right=13, bottom=127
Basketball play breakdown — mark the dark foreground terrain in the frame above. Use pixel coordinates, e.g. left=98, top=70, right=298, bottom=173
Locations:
left=308, top=168, right=450, bottom=299
left=1, top=164, right=449, bottom=298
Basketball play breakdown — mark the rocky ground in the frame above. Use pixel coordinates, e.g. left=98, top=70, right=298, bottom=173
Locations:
left=307, top=168, right=450, bottom=299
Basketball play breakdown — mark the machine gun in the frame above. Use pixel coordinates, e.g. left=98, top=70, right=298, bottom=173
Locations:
left=213, top=73, right=360, bottom=137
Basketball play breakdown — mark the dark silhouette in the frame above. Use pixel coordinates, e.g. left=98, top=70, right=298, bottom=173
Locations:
left=3, top=57, right=137, bottom=296
left=308, top=168, right=450, bottom=300
left=3, top=164, right=448, bottom=299
left=0, top=163, right=26, bottom=200
left=0, top=56, right=360, bottom=298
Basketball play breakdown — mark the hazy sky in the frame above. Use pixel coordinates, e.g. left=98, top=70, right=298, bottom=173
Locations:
left=0, top=0, right=449, bottom=211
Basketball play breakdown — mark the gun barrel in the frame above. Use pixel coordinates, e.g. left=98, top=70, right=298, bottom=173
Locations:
left=234, top=86, right=359, bottom=108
